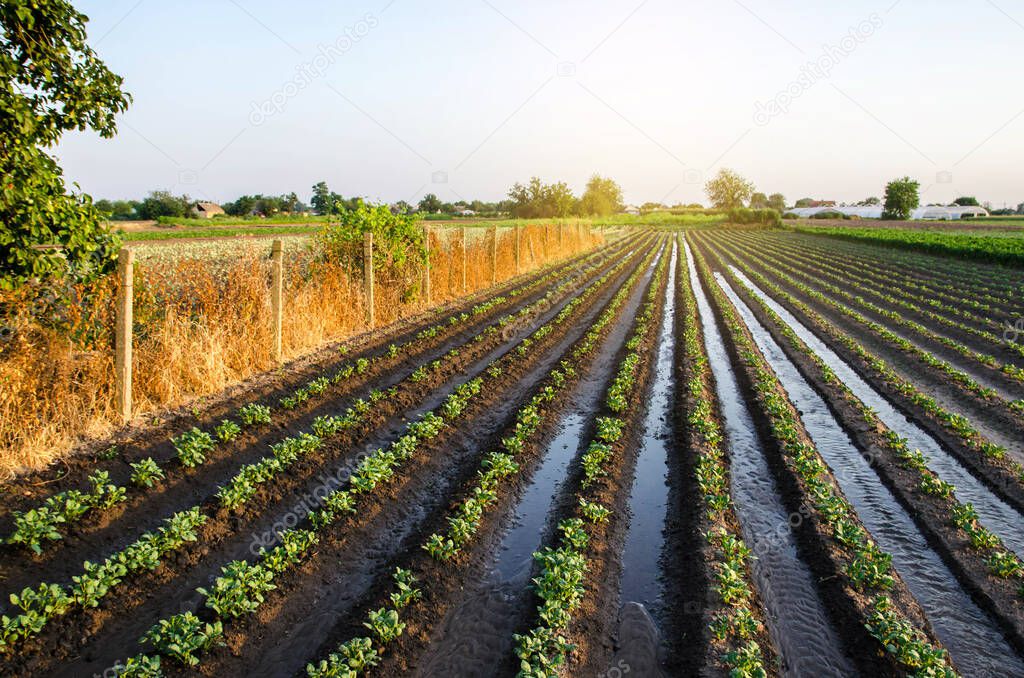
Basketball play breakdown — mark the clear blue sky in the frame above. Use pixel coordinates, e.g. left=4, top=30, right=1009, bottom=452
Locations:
left=55, top=0, right=1024, bottom=208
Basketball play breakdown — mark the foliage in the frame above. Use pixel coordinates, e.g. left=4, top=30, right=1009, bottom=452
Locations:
left=727, top=207, right=781, bottom=227
left=882, top=176, right=920, bottom=220
left=793, top=226, right=1024, bottom=267
left=704, top=169, right=755, bottom=210
left=130, top=457, right=165, bottom=488
left=578, top=174, right=623, bottom=216
left=313, top=199, right=427, bottom=277
left=508, top=177, right=578, bottom=218
left=172, top=427, right=215, bottom=468
left=141, top=612, right=223, bottom=667
left=0, top=0, right=130, bottom=289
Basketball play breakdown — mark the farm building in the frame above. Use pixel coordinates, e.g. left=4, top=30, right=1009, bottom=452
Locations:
left=191, top=201, right=226, bottom=219
left=784, top=205, right=989, bottom=220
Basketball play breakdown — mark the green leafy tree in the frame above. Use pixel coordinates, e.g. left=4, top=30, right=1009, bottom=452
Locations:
left=1, top=0, right=131, bottom=289
left=749, top=192, right=769, bottom=209
left=859, top=196, right=881, bottom=206
left=767, top=193, right=786, bottom=212
left=953, top=196, right=980, bottom=207
left=136, top=191, right=189, bottom=220
left=418, top=193, right=442, bottom=214
left=794, top=198, right=815, bottom=208
left=311, top=182, right=333, bottom=215
left=882, top=177, right=920, bottom=220
left=508, top=177, right=578, bottom=218
left=704, top=169, right=755, bottom=210
left=578, top=174, right=623, bottom=216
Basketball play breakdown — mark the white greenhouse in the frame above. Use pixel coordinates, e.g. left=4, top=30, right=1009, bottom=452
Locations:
left=784, top=205, right=989, bottom=220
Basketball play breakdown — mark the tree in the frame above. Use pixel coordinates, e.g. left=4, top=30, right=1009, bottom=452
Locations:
left=882, top=177, right=920, bottom=220
left=953, top=196, right=980, bottom=207
left=418, top=193, right=442, bottom=214
left=749, top=192, right=769, bottom=209
left=1, top=0, right=132, bottom=289
left=1017, top=202, right=1024, bottom=215
left=859, top=196, right=881, bottom=206
left=137, top=191, right=190, bottom=220
left=794, top=198, right=815, bottom=208
left=310, top=182, right=333, bottom=215
left=507, top=177, right=578, bottom=218
left=767, top=193, right=787, bottom=212
left=578, top=174, right=623, bottom=216
left=704, top=169, right=755, bottom=210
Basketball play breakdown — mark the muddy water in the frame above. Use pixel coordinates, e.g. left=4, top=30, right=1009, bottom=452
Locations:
left=413, top=249, right=664, bottom=677
left=619, top=242, right=677, bottom=611
left=684, top=242, right=856, bottom=678
left=730, top=267, right=1024, bottom=560
left=717, top=272, right=1024, bottom=676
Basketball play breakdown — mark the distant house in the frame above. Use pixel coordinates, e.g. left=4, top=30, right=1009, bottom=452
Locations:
left=621, top=205, right=641, bottom=215
left=191, top=202, right=225, bottom=219
left=457, top=209, right=476, bottom=216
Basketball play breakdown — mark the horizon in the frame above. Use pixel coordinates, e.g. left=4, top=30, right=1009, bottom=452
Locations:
left=54, top=0, right=1024, bottom=208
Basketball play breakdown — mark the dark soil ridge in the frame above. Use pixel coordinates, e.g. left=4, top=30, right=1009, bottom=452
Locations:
left=1, top=241, right=654, bottom=677
left=0, top=241, right=626, bottom=521
left=663, top=242, right=777, bottom=677
left=285, top=239, right=669, bottom=678
left=695, top=238, right=947, bottom=678
left=0, top=238, right=644, bottom=599
left=724, top=262, right=1024, bottom=658
left=705, top=234, right=1024, bottom=510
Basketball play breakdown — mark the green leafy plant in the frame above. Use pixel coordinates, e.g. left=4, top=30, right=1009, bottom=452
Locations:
left=238, top=403, right=272, bottom=426
left=214, top=419, right=242, bottom=442
left=130, top=458, right=165, bottom=488
left=173, top=428, right=215, bottom=468
left=141, top=612, right=223, bottom=667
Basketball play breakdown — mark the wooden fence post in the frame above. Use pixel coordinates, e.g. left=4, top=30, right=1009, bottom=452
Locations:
left=490, top=226, right=498, bottom=285
left=114, top=248, right=133, bottom=424
left=544, top=225, right=550, bottom=259
left=461, top=227, right=468, bottom=293
left=558, top=224, right=564, bottom=253
left=364, top=232, right=375, bottom=328
left=271, top=240, right=283, bottom=363
left=514, top=226, right=521, bottom=275
left=423, top=226, right=431, bottom=306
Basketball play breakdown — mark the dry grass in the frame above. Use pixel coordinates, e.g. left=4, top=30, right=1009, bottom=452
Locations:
left=0, top=224, right=603, bottom=478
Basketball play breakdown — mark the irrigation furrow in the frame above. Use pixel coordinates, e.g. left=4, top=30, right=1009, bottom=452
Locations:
left=704, top=232, right=1024, bottom=471
left=693, top=238, right=957, bottom=677
left=81, top=237, right=663, bottom=678
left=685, top=240, right=856, bottom=677
left=715, top=260, right=1024, bottom=558
left=712, top=259, right=1023, bottom=676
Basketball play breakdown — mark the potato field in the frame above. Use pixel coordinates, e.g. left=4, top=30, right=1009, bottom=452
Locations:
left=2, top=229, right=1023, bottom=678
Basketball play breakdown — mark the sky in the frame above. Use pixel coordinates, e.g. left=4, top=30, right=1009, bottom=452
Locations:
left=55, top=0, right=1024, bottom=208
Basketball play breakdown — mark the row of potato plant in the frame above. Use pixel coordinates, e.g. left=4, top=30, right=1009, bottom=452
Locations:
left=719, top=236, right=1024, bottom=409
left=755, top=234, right=1017, bottom=325
left=0, top=246, right=641, bottom=658
left=713, top=243, right=1024, bottom=490
left=720, top=263, right=1024, bottom=602
left=732, top=235, right=1024, bottom=385
left=747, top=233, right=1015, bottom=339
left=678, top=239, right=769, bottom=677
left=106, top=239, right=658, bottom=674
left=0, top=241, right=626, bottom=556
left=511, top=244, right=670, bottom=677
left=302, top=243, right=667, bottom=676
left=693, top=242, right=958, bottom=678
